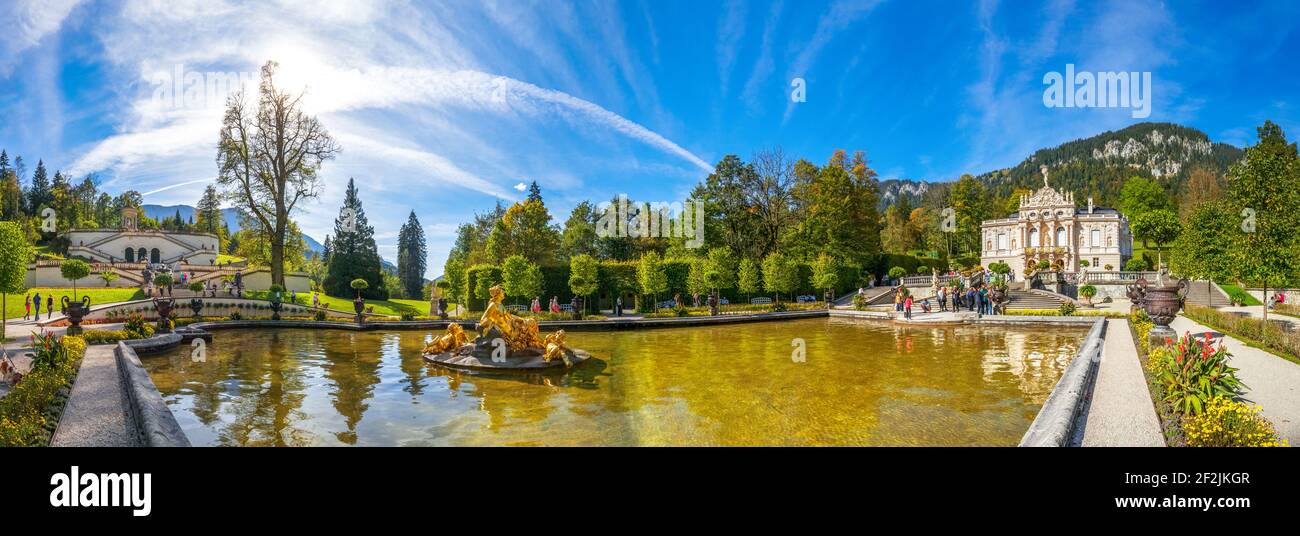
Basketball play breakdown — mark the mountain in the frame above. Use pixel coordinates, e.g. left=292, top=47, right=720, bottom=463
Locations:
left=141, top=204, right=324, bottom=255
left=973, top=122, right=1243, bottom=207
left=873, top=122, right=1243, bottom=211
left=877, top=179, right=931, bottom=210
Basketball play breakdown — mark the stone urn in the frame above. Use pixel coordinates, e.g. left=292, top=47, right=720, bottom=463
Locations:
left=1134, top=275, right=1187, bottom=348
left=269, top=292, right=283, bottom=321
left=437, top=297, right=448, bottom=320
left=989, top=285, right=1007, bottom=315
left=353, top=297, right=366, bottom=324
left=189, top=297, right=204, bottom=318
left=153, top=297, right=176, bottom=333
left=61, top=295, right=92, bottom=335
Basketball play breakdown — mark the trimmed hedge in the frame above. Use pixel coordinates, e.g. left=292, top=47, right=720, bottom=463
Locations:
left=459, top=257, right=866, bottom=312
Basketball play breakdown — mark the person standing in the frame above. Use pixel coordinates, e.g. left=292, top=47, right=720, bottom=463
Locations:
left=904, top=294, right=913, bottom=320
left=894, top=289, right=903, bottom=312
left=937, top=286, right=947, bottom=312
left=47, top=295, right=54, bottom=318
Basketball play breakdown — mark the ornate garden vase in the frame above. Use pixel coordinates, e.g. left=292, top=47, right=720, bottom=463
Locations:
left=989, top=286, right=1007, bottom=315
left=62, top=295, right=92, bottom=335
left=189, top=297, right=204, bottom=318
left=353, top=297, right=366, bottom=324
left=1138, top=276, right=1186, bottom=348
left=153, top=297, right=176, bottom=333
left=269, top=292, right=283, bottom=321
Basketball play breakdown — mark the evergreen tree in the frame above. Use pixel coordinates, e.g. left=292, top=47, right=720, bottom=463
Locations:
left=195, top=185, right=223, bottom=235
left=526, top=180, right=542, bottom=203
left=26, top=160, right=50, bottom=214
left=324, top=178, right=386, bottom=299
left=396, top=211, right=427, bottom=300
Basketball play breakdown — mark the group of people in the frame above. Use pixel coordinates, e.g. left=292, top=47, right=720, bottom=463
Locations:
left=1267, top=292, right=1288, bottom=310
left=890, top=281, right=997, bottom=320
left=529, top=296, right=565, bottom=314
left=22, top=293, right=56, bottom=321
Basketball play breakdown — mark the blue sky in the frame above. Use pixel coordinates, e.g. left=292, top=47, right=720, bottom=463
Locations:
left=1, top=0, right=1297, bottom=277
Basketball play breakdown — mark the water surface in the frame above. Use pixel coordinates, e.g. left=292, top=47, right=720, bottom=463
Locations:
left=142, top=318, right=1086, bottom=446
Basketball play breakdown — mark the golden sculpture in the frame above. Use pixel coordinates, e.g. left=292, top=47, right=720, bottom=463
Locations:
left=479, top=284, right=547, bottom=352
left=543, top=330, right=572, bottom=366
left=423, top=284, right=580, bottom=368
left=423, top=323, right=469, bottom=355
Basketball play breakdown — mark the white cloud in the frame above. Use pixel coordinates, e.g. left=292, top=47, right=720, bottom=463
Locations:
left=0, top=0, right=83, bottom=75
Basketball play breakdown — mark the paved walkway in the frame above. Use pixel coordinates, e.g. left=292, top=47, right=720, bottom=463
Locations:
left=1170, top=315, right=1300, bottom=444
left=1081, top=319, right=1164, bottom=446
left=49, top=344, right=139, bottom=447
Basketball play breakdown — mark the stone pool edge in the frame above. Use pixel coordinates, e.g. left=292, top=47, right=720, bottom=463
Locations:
left=1017, top=318, right=1106, bottom=447
left=117, top=338, right=191, bottom=447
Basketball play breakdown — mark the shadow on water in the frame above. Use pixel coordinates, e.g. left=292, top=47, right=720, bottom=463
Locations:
left=426, top=357, right=609, bottom=390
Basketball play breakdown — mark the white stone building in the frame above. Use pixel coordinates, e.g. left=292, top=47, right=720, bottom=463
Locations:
left=63, top=207, right=220, bottom=265
left=980, top=168, right=1132, bottom=274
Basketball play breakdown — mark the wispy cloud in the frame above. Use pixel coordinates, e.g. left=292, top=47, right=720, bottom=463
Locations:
left=782, top=0, right=884, bottom=121
left=0, top=0, right=83, bottom=75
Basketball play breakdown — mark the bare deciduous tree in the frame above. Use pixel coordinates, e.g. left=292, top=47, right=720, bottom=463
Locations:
left=217, top=61, right=339, bottom=286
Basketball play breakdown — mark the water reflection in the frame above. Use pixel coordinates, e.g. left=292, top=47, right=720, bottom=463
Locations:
left=142, top=319, right=1087, bottom=446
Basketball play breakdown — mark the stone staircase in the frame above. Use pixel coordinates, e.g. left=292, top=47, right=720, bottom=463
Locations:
left=1005, top=289, right=1070, bottom=310
left=1183, top=280, right=1232, bottom=308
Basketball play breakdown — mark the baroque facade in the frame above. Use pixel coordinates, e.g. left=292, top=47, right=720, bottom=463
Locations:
left=63, top=207, right=220, bottom=265
left=980, top=167, right=1132, bottom=274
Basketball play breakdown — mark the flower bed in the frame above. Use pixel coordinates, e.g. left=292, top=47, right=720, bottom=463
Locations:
left=0, top=334, right=86, bottom=446
left=1129, top=310, right=1287, bottom=447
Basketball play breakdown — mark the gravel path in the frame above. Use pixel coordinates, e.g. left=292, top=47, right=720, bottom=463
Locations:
left=1081, top=319, right=1164, bottom=446
left=1170, top=315, right=1300, bottom=444
left=49, top=344, right=139, bottom=447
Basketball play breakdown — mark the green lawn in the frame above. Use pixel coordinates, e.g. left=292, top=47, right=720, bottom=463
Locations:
left=244, top=291, right=449, bottom=317
left=215, top=254, right=245, bottom=264
left=1218, top=283, right=1264, bottom=306
left=3, top=287, right=146, bottom=320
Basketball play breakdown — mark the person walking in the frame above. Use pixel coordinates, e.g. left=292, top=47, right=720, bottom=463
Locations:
left=903, top=294, right=913, bottom=320
left=23, top=294, right=31, bottom=320
left=33, top=291, right=43, bottom=321
left=46, top=295, right=54, bottom=318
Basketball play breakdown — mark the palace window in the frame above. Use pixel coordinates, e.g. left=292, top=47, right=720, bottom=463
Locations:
left=1029, top=228, right=1039, bottom=247
left=1091, top=229, right=1100, bottom=247
left=1056, top=226, right=1067, bottom=247
left=997, top=233, right=1007, bottom=250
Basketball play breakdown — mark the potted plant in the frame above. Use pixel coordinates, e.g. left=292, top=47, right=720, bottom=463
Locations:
left=188, top=281, right=205, bottom=317
left=1078, top=284, right=1097, bottom=307
left=350, top=279, right=368, bottom=323
left=268, top=284, right=284, bottom=320
left=154, top=272, right=174, bottom=297
left=60, top=259, right=92, bottom=335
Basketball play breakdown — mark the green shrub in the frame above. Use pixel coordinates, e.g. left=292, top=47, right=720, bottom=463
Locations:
left=81, top=330, right=135, bottom=345
left=1057, top=301, right=1076, bottom=316
left=314, top=310, right=327, bottom=321
left=1125, top=258, right=1149, bottom=271
left=399, top=311, right=416, bottom=321
left=229, top=311, right=243, bottom=320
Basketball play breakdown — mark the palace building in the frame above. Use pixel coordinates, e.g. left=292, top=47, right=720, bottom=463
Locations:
left=63, top=206, right=220, bottom=265
left=980, top=167, right=1132, bottom=274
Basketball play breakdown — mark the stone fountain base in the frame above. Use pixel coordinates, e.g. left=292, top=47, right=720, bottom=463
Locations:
left=424, top=344, right=592, bottom=372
